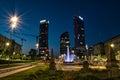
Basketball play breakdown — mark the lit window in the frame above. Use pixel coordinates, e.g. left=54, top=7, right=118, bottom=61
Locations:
left=66, top=41, right=69, bottom=43
left=81, top=28, right=84, bottom=30
left=65, top=37, right=67, bottom=39
left=77, top=36, right=79, bottom=39
left=82, top=34, right=84, bottom=37
left=80, top=42, right=83, bottom=44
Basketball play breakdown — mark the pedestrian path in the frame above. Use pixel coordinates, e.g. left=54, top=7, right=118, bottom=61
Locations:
left=0, top=63, right=32, bottom=74
left=0, top=65, right=36, bottom=78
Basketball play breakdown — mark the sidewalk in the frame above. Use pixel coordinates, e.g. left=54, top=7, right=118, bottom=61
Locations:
left=0, top=65, right=37, bottom=78
left=0, top=63, right=33, bottom=74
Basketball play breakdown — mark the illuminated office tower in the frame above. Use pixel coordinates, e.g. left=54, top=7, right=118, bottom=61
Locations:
left=39, top=20, right=49, bottom=58
left=74, top=16, right=86, bottom=57
left=60, top=32, right=70, bottom=55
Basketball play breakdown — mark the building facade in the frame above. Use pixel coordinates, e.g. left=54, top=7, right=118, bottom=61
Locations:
left=39, top=20, right=49, bottom=58
left=104, top=35, right=120, bottom=56
left=93, top=42, right=105, bottom=56
left=60, top=32, right=70, bottom=55
left=74, top=16, right=86, bottom=57
left=93, top=34, right=120, bottom=60
left=0, top=34, right=21, bottom=55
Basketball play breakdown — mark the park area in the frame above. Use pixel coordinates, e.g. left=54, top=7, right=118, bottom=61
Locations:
left=0, top=63, right=120, bottom=80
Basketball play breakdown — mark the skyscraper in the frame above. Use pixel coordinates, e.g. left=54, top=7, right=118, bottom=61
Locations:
left=39, top=20, right=49, bottom=58
left=60, top=32, right=70, bottom=55
left=74, top=16, right=86, bottom=57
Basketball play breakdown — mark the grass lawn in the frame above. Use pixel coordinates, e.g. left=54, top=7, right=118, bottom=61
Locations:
left=0, top=64, right=48, bottom=80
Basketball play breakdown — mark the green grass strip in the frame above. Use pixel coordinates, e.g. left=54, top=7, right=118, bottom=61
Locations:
left=0, top=64, right=48, bottom=80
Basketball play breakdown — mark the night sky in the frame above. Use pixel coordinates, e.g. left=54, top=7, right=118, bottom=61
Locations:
left=0, top=0, right=120, bottom=57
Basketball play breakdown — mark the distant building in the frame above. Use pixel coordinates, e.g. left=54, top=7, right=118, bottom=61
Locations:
left=86, top=46, right=94, bottom=56
left=93, top=42, right=105, bottom=56
left=74, top=16, right=86, bottom=57
left=104, top=34, right=120, bottom=56
left=39, top=20, right=49, bottom=58
left=29, top=49, right=37, bottom=60
left=0, top=34, right=21, bottom=55
left=93, top=34, right=120, bottom=60
left=60, top=32, right=70, bottom=55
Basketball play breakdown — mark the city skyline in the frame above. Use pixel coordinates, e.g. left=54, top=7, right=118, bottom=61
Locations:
left=0, top=0, right=120, bottom=57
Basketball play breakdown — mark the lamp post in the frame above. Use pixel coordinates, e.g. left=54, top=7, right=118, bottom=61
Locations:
left=9, top=15, right=19, bottom=60
left=107, top=43, right=115, bottom=67
left=106, top=43, right=119, bottom=78
left=35, top=43, right=39, bottom=60
left=6, top=42, right=10, bottom=47
left=10, top=15, right=19, bottom=39
left=110, top=43, right=116, bottom=62
left=5, top=42, right=10, bottom=59
left=110, top=44, right=114, bottom=48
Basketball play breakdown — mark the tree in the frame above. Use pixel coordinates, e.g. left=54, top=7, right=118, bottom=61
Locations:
left=29, top=49, right=37, bottom=60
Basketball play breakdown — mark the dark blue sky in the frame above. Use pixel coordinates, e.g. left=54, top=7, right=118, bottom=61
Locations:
left=0, top=0, right=120, bottom=56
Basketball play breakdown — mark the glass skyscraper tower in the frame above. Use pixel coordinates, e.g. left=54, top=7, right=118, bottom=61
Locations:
left=39, top=20, right=49, bottom=58
left=60, top=32, right=70, bottom=55
left=74, top=16, right=86, bottom=57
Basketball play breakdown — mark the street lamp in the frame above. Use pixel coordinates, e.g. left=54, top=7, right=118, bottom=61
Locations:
left=6, top=42, right=10, bottom=46
left=5, top=42, right=10, bottom=61
left=71, top=50, right=74, bottom=54
left=9, top=15, right=19, bottom=40
left=110, top=43, right=114, bottom=48
left=10, top=15, right=19, bottom=30
left=36, top=43, right=39, bottom=55
left=35, top=43, right=39, bottom=49
left=8, top=15, right=19, bottom=60
left=35, top=43, right=39, bottom=60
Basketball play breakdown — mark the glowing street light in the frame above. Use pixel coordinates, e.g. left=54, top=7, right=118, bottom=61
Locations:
left=8, top=15, right=19, bottom=57
left=6, top=42, right=10, bottom=46
left=10, top=15, right=19, bottom=30
left=35, top=43, right=39, bottom=49
left=71, top=50, right=74, bottom=54
left=9, top=15, right=20, bottom=40
left=10, top=16, right=18, bottom=23
left=110, top=43, right=114, bottom=48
